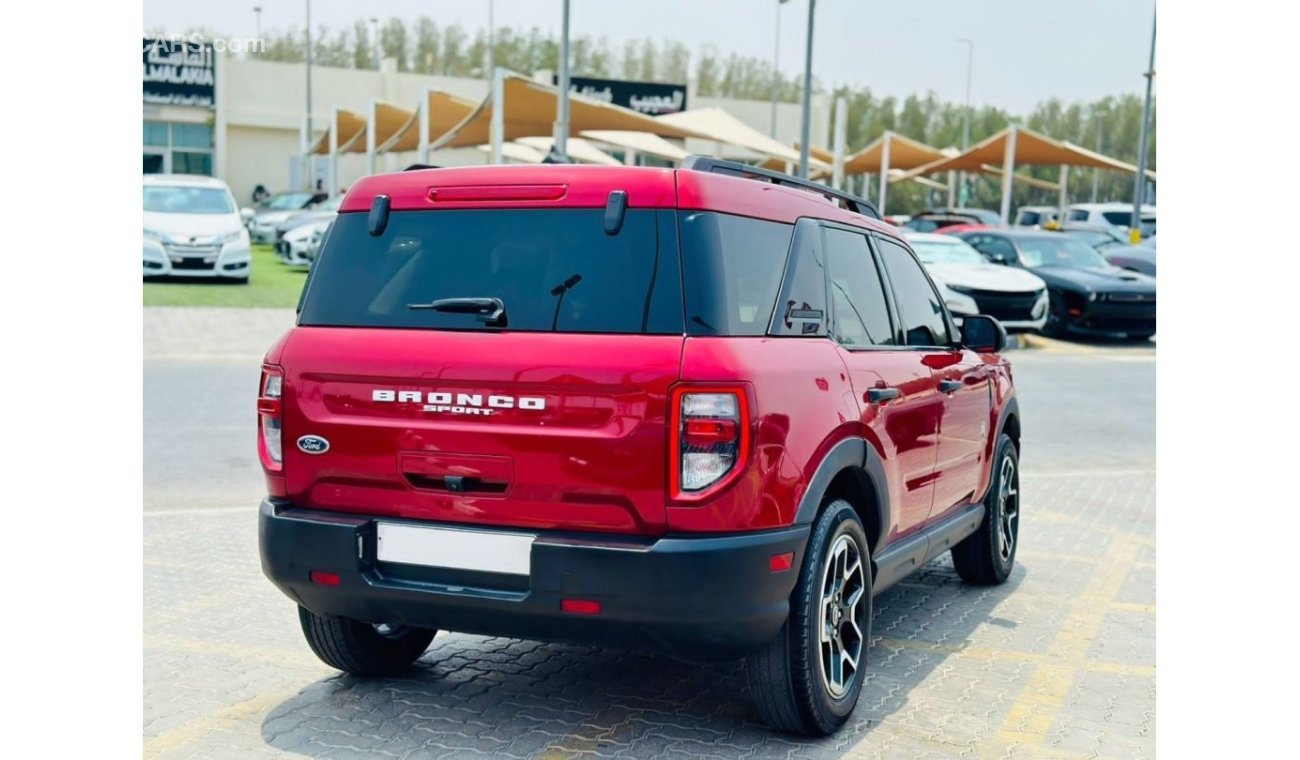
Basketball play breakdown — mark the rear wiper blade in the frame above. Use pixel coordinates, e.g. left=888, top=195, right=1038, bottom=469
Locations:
left=408, top=297, right=507, bottom=326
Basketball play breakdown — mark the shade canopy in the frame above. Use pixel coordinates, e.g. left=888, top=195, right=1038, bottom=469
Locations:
left=379, top=90, right=479, bottom=154
left=515, top=136, right=622, bottom=166
left=656, top=107, right=831, bottom=171
left=845, top=132, right=947, bottom=175
left=342, top=101, right=414, bottom=154
left=310, top=109, right=367, bottom=155
left=900, top=124, right=1140, bottom=178
left=579, top=130, right=691, bottom=163
left=431, top=73, right=706, bottom=150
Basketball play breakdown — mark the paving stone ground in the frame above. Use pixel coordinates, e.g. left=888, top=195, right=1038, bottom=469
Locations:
left=143, top=307, right=1155, bottom=759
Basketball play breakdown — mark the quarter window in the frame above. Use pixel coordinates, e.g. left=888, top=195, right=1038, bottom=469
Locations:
left=877, top=237, right=951, bottom=347
left=824, top=227, right=895, bottom=347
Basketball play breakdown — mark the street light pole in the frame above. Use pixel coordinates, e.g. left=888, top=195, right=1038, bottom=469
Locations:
left=369, top=18, right=380, bottom=69
left=484, top=0, right=495, bottom=80
left=1131, top=7, right=1156, bottom=243
left=553, top=0, right=572, bottom=161
left=304, top=0, right=313, bottom=191
left=253, top=6, right=262, bottom=47
left=797, top=0, right=816, bottom=179
left=770, top=0, right=791, bottom=137
left=956, top=38, right=973, bottom=206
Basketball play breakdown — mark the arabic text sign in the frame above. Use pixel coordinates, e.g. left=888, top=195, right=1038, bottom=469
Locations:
left=555, top=76, right=688, bottom=116
left=143, top=38, right=215, bottom=109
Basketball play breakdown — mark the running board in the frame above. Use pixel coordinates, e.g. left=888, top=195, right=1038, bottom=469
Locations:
left=871, top=502, right=986, bottom=595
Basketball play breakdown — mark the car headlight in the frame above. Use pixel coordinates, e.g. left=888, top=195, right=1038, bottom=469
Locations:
left=1087, top=291, right=1098, bottom=302
left=216, top=230, right=243, bottom=245
left=944, top=290, right=979, bottom=316
left=143, top=229, right=169, bottom=243
left=945, top=283, right=975, bottom=295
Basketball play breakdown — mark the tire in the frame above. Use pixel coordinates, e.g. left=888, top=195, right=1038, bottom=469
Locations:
left=746, top=499, right=871, bottom=736
left=298, top=606, right=436, bottom=676
left=951, top=434, right=1020, bottom=585
left=1041, top=290, right=1068, bottom=338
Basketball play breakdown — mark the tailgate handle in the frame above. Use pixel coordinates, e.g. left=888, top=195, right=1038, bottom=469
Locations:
left=405, top=473, right=508, bottom=495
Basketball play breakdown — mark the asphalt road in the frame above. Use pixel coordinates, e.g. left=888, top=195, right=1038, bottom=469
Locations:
left=144, top=308, right=1155, bottom=758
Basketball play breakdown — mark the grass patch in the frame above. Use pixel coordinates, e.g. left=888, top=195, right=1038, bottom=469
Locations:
left=143, top=246, right=308, bottom=308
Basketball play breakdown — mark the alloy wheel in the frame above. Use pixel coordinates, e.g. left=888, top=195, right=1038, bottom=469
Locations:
left=817, top=533, right=867, bottom=698
left=997, top=454, right=1019, bottom=561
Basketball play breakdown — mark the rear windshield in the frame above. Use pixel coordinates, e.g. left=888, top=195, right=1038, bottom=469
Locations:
left=299, top=209, right=684, bottom=334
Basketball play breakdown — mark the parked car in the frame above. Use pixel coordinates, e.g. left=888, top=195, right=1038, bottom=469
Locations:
left=1058, top=223, right=1156, bottom=277
left=274, top=218, right=332, bottom=267
left=274, top=194, right=344, bottom=243
left=143, top=174, right=251, bottom=282
left=246, top=191, right=329, bottom=243
left=903, top=232, right=1048, bottom=332
left=955, top=229, right=1156, bottom=339
left=258, top=158, right=1024, bottom=737
left=903, top=207, right=1003, bottom=232
left=1012, top=206, right=1059, bottom=228
left=1063, top=202, right=1155, bottom=239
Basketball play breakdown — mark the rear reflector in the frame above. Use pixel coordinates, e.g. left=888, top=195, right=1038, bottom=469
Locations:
left=309, top=570, right=341, bottom=586
left=769, top=552, right=795, bottom=572
left=561, top=599, right=601, bottom=615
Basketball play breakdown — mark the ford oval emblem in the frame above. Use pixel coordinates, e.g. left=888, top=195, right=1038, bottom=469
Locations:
left=297, top=435, right=330, bottom=455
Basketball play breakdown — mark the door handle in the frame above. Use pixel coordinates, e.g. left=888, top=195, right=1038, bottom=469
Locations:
left=867, top=387, right=901, bottom=404
left=938, top=379, right=963, bottom=394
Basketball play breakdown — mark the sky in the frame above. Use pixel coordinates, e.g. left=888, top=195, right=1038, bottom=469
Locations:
left=143, top=0, right=1156, bottom=115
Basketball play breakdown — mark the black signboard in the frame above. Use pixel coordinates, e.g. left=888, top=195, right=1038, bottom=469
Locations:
left=554, top=75, right=688, bottom=116
left=143, top=37, right=216, bottom=109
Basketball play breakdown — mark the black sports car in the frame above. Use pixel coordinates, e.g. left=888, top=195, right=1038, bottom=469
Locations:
left=955, top=229, right=1156, bottom=340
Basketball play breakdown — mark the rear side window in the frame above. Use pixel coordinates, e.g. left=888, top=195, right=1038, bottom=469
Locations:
left=299, top=209, right=684, bottom=334
left=824, top=227, right=895, bottom=347
left=678, top=212, right=793, bottom=336
left=877, top=237, right=951, bottom=347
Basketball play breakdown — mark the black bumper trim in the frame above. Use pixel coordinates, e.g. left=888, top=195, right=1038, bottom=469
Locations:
left=259, top=499, right=809, bottom=662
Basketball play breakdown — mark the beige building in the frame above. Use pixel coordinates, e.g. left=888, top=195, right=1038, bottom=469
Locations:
left=144, top=53, right=831, bottom=206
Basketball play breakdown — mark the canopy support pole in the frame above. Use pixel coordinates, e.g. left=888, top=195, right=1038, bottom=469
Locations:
left=832, top=96, right=846, bottom=191
left=999, top=124, right=1018, bottom=225
left=366, top=99, right=377, bottom=176
left=947, top=171, right=957, bottom=207
left=418, top=87, right=431, bottom=165
left=490, top=67, right=505, bottom=165
left=1058, top=164, right=1070, bottom=222
left=328, top=108, right=339, bottom=198
left=623, top=149, right=638, bottom=167
left=553, top=0, right=572, bottom=161
left=878, top=131, right=892, bottom=215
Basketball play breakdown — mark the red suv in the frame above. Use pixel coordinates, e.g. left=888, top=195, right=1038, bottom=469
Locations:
left=258, top=158, right=1022, bottom=736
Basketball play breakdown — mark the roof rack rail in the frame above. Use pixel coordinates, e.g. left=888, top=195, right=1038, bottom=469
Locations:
left=680, top=155, right=882, bottom=221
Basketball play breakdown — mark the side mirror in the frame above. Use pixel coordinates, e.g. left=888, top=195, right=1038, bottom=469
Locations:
left=961, top=315, right=1007, bottom=353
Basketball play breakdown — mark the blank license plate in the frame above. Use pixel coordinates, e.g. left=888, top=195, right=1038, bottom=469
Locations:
left=376, top=523, right=534, bottom=576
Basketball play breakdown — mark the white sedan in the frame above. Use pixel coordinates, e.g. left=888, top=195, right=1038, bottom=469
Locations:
left=274, top=219, right=332, bottom=267
left=904, top=232, right=1049, bottom=332
left=143, top=175, right=251, bottom=282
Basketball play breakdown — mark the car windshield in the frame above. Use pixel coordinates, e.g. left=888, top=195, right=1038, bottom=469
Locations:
left=318, top=195, right=344, bottom=212
left=143, top=185, right=236, bottom=215
left=1101, top=210, right=1157, bottom=237
left=1063, top=229, right=1125, bottom=250
left=263, top=192, right=313, bottom=210
left=1018, top=236, right=1109, bottom=268
left=910, top=238, right=986, bottom=265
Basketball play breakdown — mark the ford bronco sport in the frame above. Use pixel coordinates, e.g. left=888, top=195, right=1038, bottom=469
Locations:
left=258, top=158, right=1022, bottom=736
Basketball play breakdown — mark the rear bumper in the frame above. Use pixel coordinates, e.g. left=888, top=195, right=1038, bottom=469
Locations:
left=259, top=499, right=808, bottom=662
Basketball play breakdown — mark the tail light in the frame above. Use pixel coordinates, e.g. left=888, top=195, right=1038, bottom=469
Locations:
left=669, top=386, right=750, bottom=500
left=258, top=367, right=284, bottom=472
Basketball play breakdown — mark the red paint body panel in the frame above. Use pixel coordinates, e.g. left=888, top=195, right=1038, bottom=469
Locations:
left=266, top=164, right=1020, bottom=549
left=275, top=328, right=684, bottom=535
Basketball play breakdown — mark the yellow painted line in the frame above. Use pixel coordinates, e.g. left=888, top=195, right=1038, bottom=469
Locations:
left=991, top=535, right=1143, bottom=749
left=1111, top=602, right=1156, bottom=615
left=144, top=690, right=293, bottom=758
